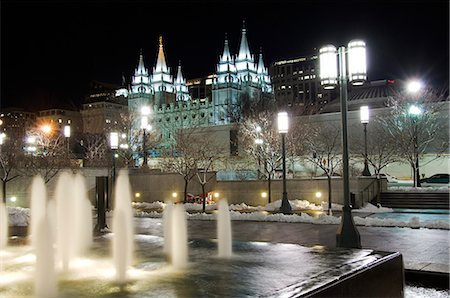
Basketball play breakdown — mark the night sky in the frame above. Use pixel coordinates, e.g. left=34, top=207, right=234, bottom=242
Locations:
left=1, top=0, right=448, bottom=111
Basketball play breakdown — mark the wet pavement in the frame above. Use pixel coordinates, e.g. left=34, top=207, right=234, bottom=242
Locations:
left=133, top=216, right=450, bottom=275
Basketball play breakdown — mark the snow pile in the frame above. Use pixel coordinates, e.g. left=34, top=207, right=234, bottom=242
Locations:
left=132, top=201, right=165, bottom=210
left=353, top=203, right=394, bottom=213
left=246, top=200, right=322, bottom=212
left=405, top=285, right=450, bottom=298
left=389, top=186, right=449, bottom=193
left=229, top=203, right=263, bottom=212
left=183, top=202, right=217, bottom=211
left=187, top=211, right=340, bottom=225
left=321, top=202, right=344, bottom=211
left=354, top=216, right=449, bottom=230
left=7, top=206, right=30, bottom=226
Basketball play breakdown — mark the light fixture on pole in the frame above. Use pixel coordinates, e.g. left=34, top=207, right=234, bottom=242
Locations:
left=277, top=111, right=292, bottom=215
left=109, top=131, right=119, bottom=206
left=319, top=39, right=367, bottom=248
left=255, top=126, right=263, bottom=179
left=408, top=102, right=423, bottom=187
left=360, top=106, right=371, bottom=176
left=141, top=106, right=151, bottom=168
left=64, top=125, right=71, bottom=155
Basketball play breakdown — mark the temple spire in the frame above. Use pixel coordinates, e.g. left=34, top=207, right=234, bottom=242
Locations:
left=257, top=47, right=265, bottom=74
left=237, top=20, right=251, bottom=61
left=174, top=60, right=189, bottom=101
left=220, top=32, right=232, bottom=63
left=155, top=35, right=168, bottom=73
left=136, top=48, right=148, bottom=75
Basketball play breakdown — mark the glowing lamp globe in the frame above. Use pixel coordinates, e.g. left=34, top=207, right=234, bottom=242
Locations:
left=319, top=45, right=338, bottom=89
left=348, top=40, right=367, bottom=86
left=360, top=106, right=369, bottom=124
left=110, top=132, right=119, bottom=150
left=277, top=112, right=289, bottom=134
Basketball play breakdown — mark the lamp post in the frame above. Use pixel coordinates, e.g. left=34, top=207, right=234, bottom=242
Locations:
left=320, top=40, right=366, bottom=248
left=408, top=103, right=422, bottom=187
left=360, top=106, right=371, bottom=176
left=407, top=80, right=423, bottom=187
left=110, top=131, right=119, bottom=208
left=255, top=126, right=263, bottom=180
left=141, top=106, right=151, bottom=168
left=277, top=112, right=292, bottom=214
left=64, top=125, right=71, bottom=155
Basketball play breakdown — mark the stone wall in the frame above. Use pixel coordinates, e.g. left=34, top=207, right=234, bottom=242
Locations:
left=5, top=168, right=385, bottom=209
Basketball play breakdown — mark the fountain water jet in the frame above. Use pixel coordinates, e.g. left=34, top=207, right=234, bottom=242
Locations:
left=55, top=172, right=75, bottom=272
left=112, top=170, right=134, bottom=283
left=0, top=200, right=7, bottom=249
left=217, top=199, right=232, bottom=258
left=171, top=204, right=188, bottom=269
left=34, top=213, right=57, bottom=298
left=29, top=176, right=47, bottom=249
left=162, top=200, right=173, bottom=255
left=73, top=173, right=93, bottom=256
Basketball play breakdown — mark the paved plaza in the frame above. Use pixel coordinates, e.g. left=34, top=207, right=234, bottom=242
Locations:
left=133, top=217, right=450, bottom=275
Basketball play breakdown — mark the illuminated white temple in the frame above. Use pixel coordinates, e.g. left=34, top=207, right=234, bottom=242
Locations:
left=122, top=23, right=273, bottom=157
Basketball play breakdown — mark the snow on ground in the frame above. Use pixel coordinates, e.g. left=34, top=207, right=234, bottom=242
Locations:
left=405, top=285, right=449, bottom=298
left=389, top=186, right=449, bottom=192
left=6, top=198, right=449, bottom=230
left=352, top=203, right=394, bottom=213
left=7, top=206, right=29, bottom=226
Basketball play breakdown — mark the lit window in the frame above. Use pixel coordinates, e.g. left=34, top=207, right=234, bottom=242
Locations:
left=106, top=119, right=111, bottom=123
left=58, top=118, right=62, bottom=123
left=281, top=85, right=286, bottom=89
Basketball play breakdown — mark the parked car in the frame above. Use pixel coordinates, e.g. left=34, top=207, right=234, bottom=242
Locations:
left=185, top=192, right=214, bottom=204
left=420, top=174, right=450, bottom=186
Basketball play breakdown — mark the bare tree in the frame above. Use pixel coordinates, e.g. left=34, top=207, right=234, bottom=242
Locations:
left=239, top=110, right=282, bottom=204
left=349, top=121, right=401, bottom=204
left=299, top=122, right=342, bottom=214
left=192, top=133, right=223, bottom=212
left=20, top=125, right=69, bottom=183
left=0, top=130, right=24, bottom=203
left=80, top=133, right=109, bottom=167
left=160, top=128, right=198, bottom=203
left=379, top=88, right=449, bottom=187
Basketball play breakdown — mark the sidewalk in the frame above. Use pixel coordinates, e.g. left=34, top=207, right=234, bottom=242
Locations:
left=134, top=216, right=450, bottom=275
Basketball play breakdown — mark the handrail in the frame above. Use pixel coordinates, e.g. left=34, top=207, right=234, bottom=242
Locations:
left=359, top=178, right=380, bottom=206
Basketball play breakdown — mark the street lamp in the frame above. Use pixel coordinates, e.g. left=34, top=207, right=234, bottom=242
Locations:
left=360, top=106, right=371, bottom=176
left=255, top=126, right=263, bottom=179
left=408, top=102, right=423, bottom=187
left=277, top=111, right=292, bottom=214
left=110, top=131, right=119, bottom=206
left=319, top=40, right=366, bottom=248
left=64, top=125, right=71, bottom=155
left=141, top=106, right=151, bottom=168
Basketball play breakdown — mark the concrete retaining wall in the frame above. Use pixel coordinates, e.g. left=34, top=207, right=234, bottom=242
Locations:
left=5, top=168, right=386, bottom=209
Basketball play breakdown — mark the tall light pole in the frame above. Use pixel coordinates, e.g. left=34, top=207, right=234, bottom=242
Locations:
left=408, top=104, right=423, bottom=187
left=360, top=106, right=371, bottom=176
left=141, top=106, right=151, bottom=168
left=255, top=126, right=263, bottom=180
left=320, top=40, right=366, bottom=248
left=277, top=112, right=292, bottom=214
left=110, top=131, right=119, bottom=208
left=407, top=80, right=423, bottom=187
left=64, top=125, right=71, bottom=155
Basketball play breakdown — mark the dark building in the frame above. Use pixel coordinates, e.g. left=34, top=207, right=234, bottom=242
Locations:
left=269, top=52, right=336, bottom=112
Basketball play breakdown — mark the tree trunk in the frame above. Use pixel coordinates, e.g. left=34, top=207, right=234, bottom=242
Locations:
left=201, top=184, right=206, bottom=213
left=327, top=176, right=332, bottom=215
left=268, top=175, right=272, bottom=204
left=183, top=178, right=189, bottom=203
left=2, top=180, right=6, bottom=204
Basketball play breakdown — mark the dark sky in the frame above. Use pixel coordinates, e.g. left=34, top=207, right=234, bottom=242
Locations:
left=1, top=0, right=449, bottom=111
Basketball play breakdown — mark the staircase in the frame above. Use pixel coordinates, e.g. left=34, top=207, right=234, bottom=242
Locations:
left=377, top=192, right=449, bottom=209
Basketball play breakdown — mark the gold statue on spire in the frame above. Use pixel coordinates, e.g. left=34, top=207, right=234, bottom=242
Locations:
left=159, top=35, right=163, bottom=47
